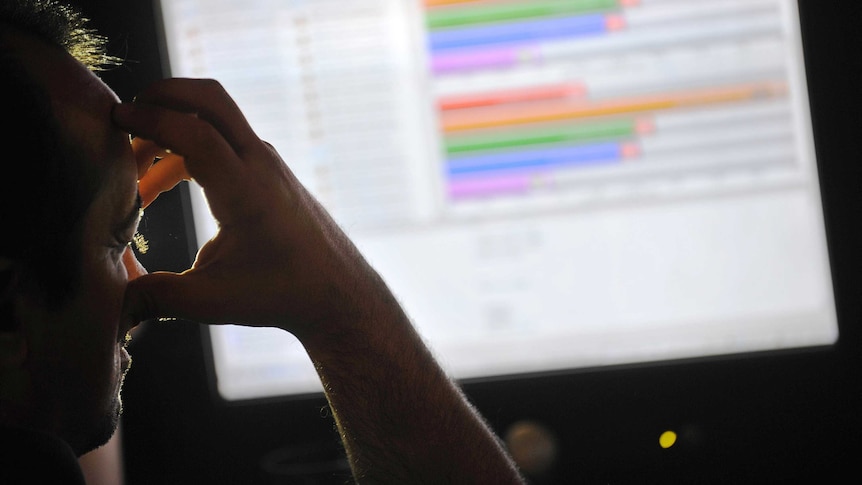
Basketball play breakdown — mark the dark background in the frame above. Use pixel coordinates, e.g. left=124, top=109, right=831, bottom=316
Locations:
left=68, top=1, right=862, bottom=483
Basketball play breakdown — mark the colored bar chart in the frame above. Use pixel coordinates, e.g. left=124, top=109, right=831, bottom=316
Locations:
left=424, top=0, right=793, bottom=201
left=428, top=0, right=626, bottom=74
left=449, top=142, right=625, bottom=176
left=426, top=0, right=618, bottom=30
left=441, top=83, right=786, bottom=132
left=438, top=83, right=586, bottom=111
left=429, top=15, right=609, bottom=52
left=445, top=118, right=637, bottom=155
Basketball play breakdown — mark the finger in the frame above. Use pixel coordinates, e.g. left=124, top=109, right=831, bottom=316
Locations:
left=139, top=155, right=189, bottom=209
left=124, top=271, right=233, bottom=325
left=131, top=137, right=171, bottom=180
left=132, top=78, right=259, bottom=155
left=113, top=102, right=244, bottom=211
left=123, top=272, right=190, bottom=323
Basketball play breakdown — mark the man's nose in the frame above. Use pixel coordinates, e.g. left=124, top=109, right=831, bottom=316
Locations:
left=122, top=247, right=148, bottom=281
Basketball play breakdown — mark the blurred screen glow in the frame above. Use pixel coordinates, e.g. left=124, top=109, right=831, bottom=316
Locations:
left=158, top=0, right=838, bottom=400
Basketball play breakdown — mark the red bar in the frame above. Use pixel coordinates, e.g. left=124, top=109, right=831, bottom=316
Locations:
left=605, top=14, right=626, bottom=31
left=438, top=83, right=587, bottom=111
left=425, top=0, right=485, bottom=7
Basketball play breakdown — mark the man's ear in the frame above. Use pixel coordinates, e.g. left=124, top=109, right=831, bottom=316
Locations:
left=0, top=331, right=27, bottom=369
left=0, top=256, right=11, bottom=278
left=0, top=256, right=27, bottom=369
left=1, top=255, right=16, bottom=323
left=0, top=330, right=30, bottom=408
left=1, top=256, right=17, bottom=306
left=1, top=257, right=30, bottom=409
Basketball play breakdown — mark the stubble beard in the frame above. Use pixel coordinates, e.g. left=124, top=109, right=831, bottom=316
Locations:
left=71, top=360, right=130, bottom=456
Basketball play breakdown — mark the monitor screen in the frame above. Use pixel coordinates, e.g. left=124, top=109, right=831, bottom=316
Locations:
left=156, top=0, right=837, bottom=401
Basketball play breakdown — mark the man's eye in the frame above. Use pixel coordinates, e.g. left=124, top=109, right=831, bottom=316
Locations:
left=112, top=240, right=131, bottom=256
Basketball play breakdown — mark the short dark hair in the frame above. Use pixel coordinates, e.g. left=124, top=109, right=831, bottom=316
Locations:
left=0, top=0, right=117, bottom=70
left=0, top=0, right=116, bottom=319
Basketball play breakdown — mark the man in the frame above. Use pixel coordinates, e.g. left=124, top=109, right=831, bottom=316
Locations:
left=0, top=1, right=525, bottom=482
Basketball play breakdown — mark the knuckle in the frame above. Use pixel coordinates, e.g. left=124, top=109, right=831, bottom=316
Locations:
left=198, top=78, right=226, bottom=94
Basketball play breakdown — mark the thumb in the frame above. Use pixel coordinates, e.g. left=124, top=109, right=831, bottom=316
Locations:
left=124, top=271, right=210, bottom=324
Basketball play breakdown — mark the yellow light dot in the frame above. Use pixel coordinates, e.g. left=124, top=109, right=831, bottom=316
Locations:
left=659, top=431, right=677, bottom=449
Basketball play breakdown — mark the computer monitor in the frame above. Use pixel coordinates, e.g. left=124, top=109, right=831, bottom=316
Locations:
left=155, top=0, right=837, bottom=402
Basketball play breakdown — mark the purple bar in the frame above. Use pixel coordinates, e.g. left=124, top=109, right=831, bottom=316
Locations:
left=432, top=45, right=541, bottom=74
left=448, top=174, right=533, bottom=199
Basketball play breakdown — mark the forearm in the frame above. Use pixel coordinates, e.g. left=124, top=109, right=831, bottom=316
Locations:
left=114, top=78, right=523, bottom=483
left=299, top=272, right=524, bottom=484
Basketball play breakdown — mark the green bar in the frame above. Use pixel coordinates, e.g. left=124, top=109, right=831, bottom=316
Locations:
left=445, top=119, right=636, bottom=155
left=427, top=0, right=619, bottom=30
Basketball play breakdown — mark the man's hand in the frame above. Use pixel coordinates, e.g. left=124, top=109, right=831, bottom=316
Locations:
left=113, top=78, right=525, bottom=483
left=113, top=78, right=372, bottom=336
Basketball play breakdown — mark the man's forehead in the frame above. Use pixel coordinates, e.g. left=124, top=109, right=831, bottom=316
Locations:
left=4, top=27, right=138, bottom=214
left=4, top=27, right=130, bottom=168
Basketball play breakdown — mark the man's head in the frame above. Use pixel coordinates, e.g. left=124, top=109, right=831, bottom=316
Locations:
left=0, top=0, right=110, bottom=312
left=1, top=0, right=146, bottom=455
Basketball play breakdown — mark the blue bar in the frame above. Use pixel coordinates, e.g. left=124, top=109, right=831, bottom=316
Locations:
left=429, top=15, right=608, bottom=52
left=447, top=142, right=622, bottom=176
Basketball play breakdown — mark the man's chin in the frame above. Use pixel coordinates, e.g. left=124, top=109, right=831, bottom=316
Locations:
left=69, top=397, right=122, bottom=457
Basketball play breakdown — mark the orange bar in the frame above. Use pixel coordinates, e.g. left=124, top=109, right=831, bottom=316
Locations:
left=438, top=83, right=586, bottom=111
left=441, top=82, right=788, bottom=132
